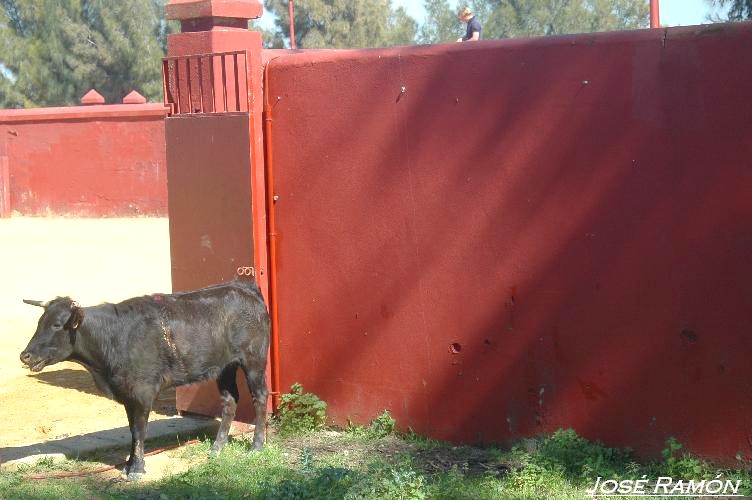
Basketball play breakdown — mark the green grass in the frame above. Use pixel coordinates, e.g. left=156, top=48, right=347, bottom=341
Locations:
left=2, top=428, right=751, bottom=499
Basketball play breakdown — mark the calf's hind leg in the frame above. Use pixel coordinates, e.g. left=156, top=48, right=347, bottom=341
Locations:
left=211, top=365, right=240, bottom=454
left=242, top=366, right=269, bottom=451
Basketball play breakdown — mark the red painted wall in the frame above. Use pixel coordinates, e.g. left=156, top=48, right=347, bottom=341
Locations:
left=0, top=104, right=168, bottom=216
left=265, top=23, right=752, bottom=463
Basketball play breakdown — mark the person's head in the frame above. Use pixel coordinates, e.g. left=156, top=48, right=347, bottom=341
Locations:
left=458, top=7, right=473, bottom=22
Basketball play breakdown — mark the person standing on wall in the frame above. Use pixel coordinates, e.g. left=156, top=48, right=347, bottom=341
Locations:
left=457, top=7, right=482, bottom=42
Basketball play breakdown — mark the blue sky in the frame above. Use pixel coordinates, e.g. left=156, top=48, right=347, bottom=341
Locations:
left=393, top=0, right=729, bottom=27
left=260, top=1, right=730, bottom=31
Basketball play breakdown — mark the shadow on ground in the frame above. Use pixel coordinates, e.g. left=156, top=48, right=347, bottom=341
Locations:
left=0, top=416, right=218, bottom=464
left=28, top=368, right=178, bottom=415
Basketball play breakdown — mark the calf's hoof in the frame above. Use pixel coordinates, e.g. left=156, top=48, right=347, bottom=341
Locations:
left=126, top=471, right=145, bottom=481
left=121, top=465, right=145, bottom=481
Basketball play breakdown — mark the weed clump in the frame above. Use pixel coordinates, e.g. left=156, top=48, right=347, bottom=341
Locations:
left=276, top=383, right=328, bottom=436
left=347, top=410, right=398, bottom=439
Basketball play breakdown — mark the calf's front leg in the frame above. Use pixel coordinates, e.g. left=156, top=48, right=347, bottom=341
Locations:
left=124, top=402, right=151, bottom=481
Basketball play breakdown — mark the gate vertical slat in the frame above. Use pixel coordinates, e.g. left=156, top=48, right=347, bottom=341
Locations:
left=173, top=60, right=182, bottom=114
left=162, top=60, right=170, bottom=113
left=197, top=57, right=205, bottom=114
left=221, top=55, right=228, bottom=113
left=186, top=58, right=194, bottom=114
left=162, top=50, right=248, bottom=116
left=233, top=53, right=240, bottom=112
left=208, top=55, right=216, bottom=113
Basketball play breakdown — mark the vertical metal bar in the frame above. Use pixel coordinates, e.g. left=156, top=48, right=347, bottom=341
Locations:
left=233, top=53, right=240, bottom=112
left=221, top=54, right=228, bottom=112
left=186, top=57, right=194, bottom=114
left=208, top=55, right=216, bottom=113
left=650, top=0, right=660, bottom=28
left=174, top=59, right=182, bottom=114
left=244, top=52, right=250, bottom=112
left=197, top=56, right=205, bottom=113
left=289, top=0, right=296, bottom=49
left=162, top=60, right=169, bottom=108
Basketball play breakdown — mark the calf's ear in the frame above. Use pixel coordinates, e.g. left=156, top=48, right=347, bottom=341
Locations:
left=65, top=303, right=84, bottom=330
left=23, top=299, right=49, bottom=308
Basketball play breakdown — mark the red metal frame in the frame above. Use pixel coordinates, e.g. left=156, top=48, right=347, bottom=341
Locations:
left=162, top=50, right=249, bottom=115
left=263, top=57, right=283, bottom=411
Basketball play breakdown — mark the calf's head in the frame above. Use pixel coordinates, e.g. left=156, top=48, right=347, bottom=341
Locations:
left=20, top=297, right=84, bottom=372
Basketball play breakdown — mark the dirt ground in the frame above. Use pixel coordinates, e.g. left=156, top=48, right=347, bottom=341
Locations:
left=0, top=217, right=175, bottom=451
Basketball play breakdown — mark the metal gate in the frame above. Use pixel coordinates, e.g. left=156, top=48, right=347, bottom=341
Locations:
left=163, top=51, right=259, bottom=421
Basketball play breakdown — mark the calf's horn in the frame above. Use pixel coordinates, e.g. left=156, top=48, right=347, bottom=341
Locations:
left=23, top=299, right=49, bottom=308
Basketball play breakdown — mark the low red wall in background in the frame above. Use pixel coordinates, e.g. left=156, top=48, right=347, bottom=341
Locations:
left=265, top=22, right=752, bottom=464
left=0, top=104, right=168, bottom=217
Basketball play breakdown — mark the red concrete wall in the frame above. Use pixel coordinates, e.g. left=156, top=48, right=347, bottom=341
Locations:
left=0, top=104, right=168, bottom=216
left=265, top=22, right=752, bottom=463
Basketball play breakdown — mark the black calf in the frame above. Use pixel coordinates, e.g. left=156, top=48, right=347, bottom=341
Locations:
left=21, top=280, right=270, bottom=480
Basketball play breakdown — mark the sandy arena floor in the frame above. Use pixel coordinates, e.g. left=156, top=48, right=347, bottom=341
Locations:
left=0, top=217, right=176, bottom=451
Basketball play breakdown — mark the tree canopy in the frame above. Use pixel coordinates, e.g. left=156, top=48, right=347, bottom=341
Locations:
left=0, top=0, right=169, bottom=108
left=420, top=0, right=650, bottom=44
left=263, top=0, right=417, bottom=49
left=7, top=0, right=747, bottom=108
left=710, top=0, right=752, bottom=19
left=418, top=0, right=463, bottom=44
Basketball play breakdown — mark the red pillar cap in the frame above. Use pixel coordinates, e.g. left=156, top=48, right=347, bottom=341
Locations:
left=80, top=89, right=105, bottom=105
left=123, top=90, right=147, bottom=104
left=166, top=0, right=262, bottom=20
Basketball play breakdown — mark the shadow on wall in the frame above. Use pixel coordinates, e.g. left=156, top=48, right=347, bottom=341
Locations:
left=267, top=24, right=752, bottom=464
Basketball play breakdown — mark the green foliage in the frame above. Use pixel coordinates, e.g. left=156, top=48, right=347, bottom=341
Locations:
left=263, top=466, right=358, bottom=499
left=467, top=0, right=650, bottom=39
left=264, top=0, right=417, bottom=49
left=0, top=472, right=92, bottom=500
left=300, top=447, right=316, bottom=474
left=0, top=0, right=662, bottom=108
left=418, top=0, right=464, bottom=44
left=369, top=410, right=397, bottom=438
left=346, top=410, right=397, bottom=439
left=265, top=0, right=650, bottom=47
left=0, top=0, right=172, bottom=107
left=710, top=0, right=752, bottom=20
left=659, top=436, right=706, bottom=478
left=3, top=429, right=752, bottom=499
left=276, top=382, right=328, bottom=436
left=504, top=429, right=637, bottom=494
left=531, top=428, right=634, bottom=480
left=345, top=460, right=428, bottom=500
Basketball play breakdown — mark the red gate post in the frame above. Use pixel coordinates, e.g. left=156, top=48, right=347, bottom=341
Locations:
left=0, top=154, right=9, bottom=218
left=165, top=0, right=271, bottom=421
